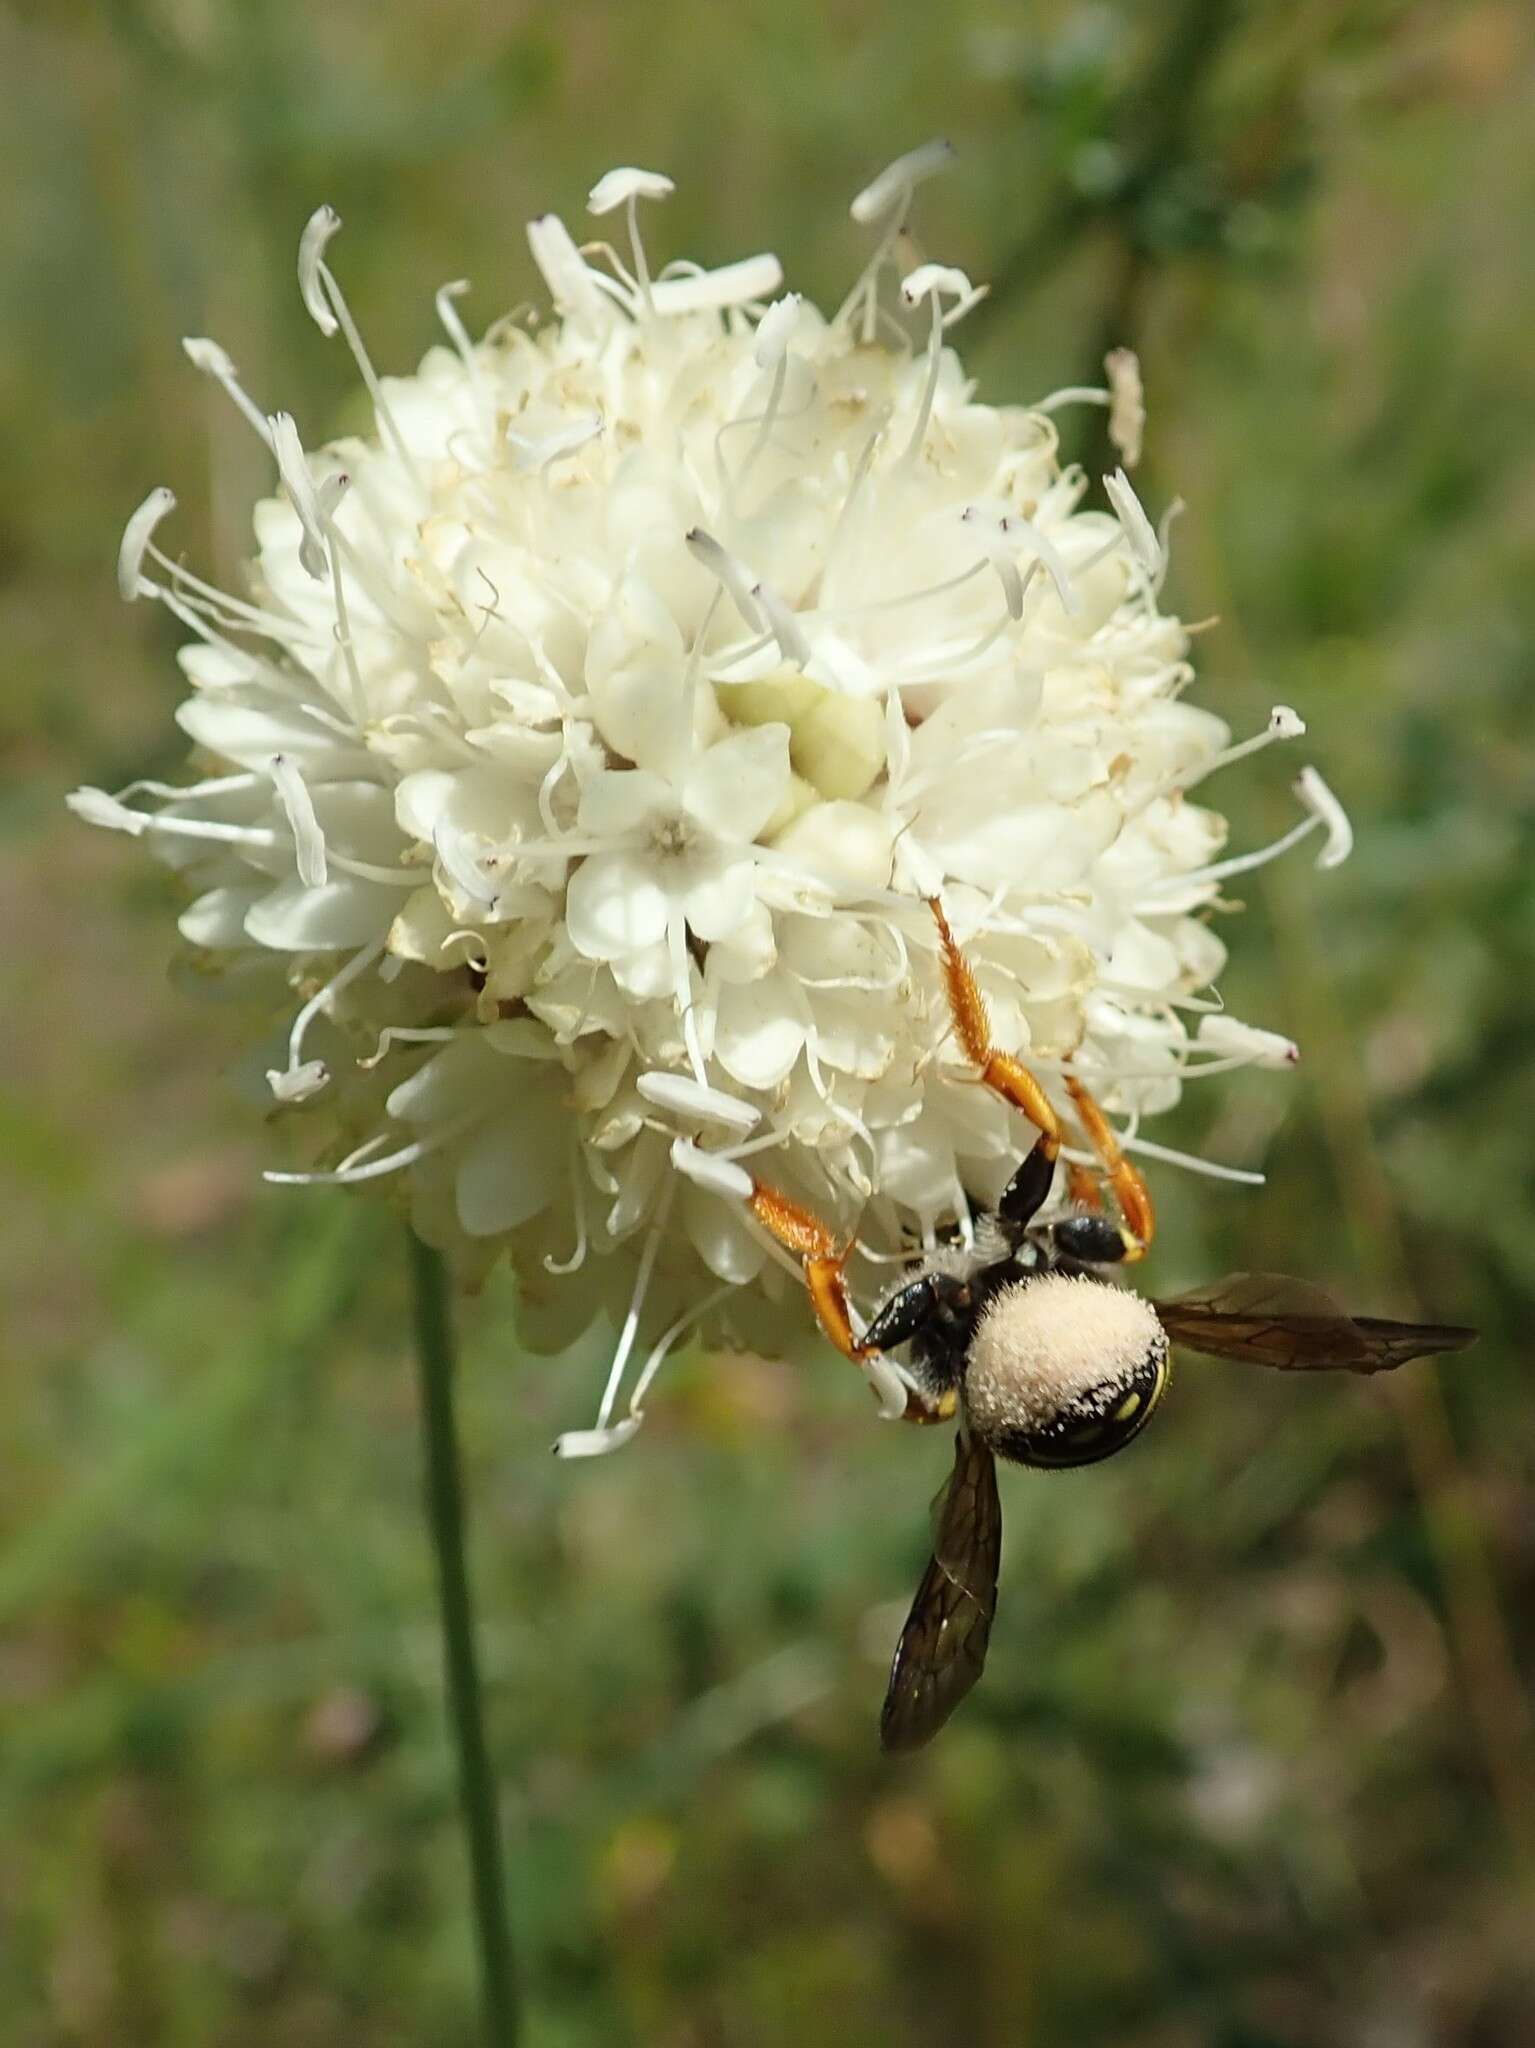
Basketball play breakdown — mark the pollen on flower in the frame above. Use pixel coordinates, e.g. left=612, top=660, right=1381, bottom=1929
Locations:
left=73, top=147, right=1345, bottom=1448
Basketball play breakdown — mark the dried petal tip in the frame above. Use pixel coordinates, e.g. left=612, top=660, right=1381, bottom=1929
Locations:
left=1104, top=347, right=1145, bottom=469
left=850, top=138, right=957, bottom=224
left=587, top=167, right=675, bottom=215
left=117, top=487, right=176, bottom=602
left=1295, top=766, right=1354, bottom=869
left=298, top=206, right=343, bottom=337
left=1197, top=1016, right=1300, bottom=1068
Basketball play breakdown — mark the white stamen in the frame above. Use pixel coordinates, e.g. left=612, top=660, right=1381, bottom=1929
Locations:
left=1104, top=347, right=1145, bottom=468
left=754, top=292, right=802, bottom=369
left=268, top=413, right=329, bottom=580
left=118, top=488, right=176, bottom=602
left=685, top=528, right=763, bottom=629
left=285, top=938, right=386, bottom=1076
left=649, top=254, right=784, bottom=316
left=1171, top=705, right=1306, bottom=792
left=751, top=580, right=811, bottom=665
left=959, top=506, right=1025, bottom=619
left=506, top=415, right=603, bottom=470
left=357, top=1024, right=459, bottom=1070
left=266, top=1060, right=329, bottom=1103
left=267, top=753, right=328, bottom=886
left=637, top=1071, right=760, bottom=1132
left=67, top=786, right=151, bottom=836
left=1295, top=766, right=1353, bottom=869
left=626, top=1283, right=734, bottom=1419
left=670, top=1138, right=753, bottom=1202
left=592, top=1179, right=674, bottom=1430
left=1005, top=513, right=1081, bottom=616
left=1103, top=467, right=1163, bottom=577
left=553, top=1419, right=643, bottom=1460
left=1113, top=1135, right=1267, bottom=1186
left=544, top=1136, right=589, bottom=1276
left=864, top=1347, right=913, bottom=1424
left=850, top=138, right=957, bottom=224
left=434, top=280, right=479, bottom=383
left=183, top=338, right=273, bottom=442
left=298, top=205, right=343, bottom=337
left=587, top=166, right=675, bottom=214
left=527, top=214, right=607, bottom=323
left=1196, top=1016, right=1300, bottom=1068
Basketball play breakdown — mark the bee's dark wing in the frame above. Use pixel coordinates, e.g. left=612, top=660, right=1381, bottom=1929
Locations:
left=1153, top=1272, right=1476, bottom=1375
left=879, top=1432, right=1002, bottom=1754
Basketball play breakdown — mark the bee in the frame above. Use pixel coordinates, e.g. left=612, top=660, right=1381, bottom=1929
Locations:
left=743, top=900, right=1476, bottom=1751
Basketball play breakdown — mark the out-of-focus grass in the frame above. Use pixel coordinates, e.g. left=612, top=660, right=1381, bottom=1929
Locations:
left=3, top=2, right=1534, bottom=2043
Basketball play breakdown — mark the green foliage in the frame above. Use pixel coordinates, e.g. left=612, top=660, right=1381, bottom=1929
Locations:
left=3, top=2, right=1533, bottom=2042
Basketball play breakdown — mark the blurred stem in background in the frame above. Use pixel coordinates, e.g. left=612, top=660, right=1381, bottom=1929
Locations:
left=408, top=1231, right=520, bottom=2045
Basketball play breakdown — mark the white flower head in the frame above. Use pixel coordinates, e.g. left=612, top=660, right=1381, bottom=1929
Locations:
left=74, top=158, right=1343, bottom=1449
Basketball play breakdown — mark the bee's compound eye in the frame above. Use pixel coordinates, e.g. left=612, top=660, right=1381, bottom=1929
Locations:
left=964, top=1273, right=1170, bottom=1470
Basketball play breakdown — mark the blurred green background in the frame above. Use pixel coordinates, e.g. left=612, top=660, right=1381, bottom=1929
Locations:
left=4, top=2, right=1534, bottom=2042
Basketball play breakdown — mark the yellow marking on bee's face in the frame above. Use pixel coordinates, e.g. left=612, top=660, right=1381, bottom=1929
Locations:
left=1113, top=1390, right=1142, bottom=1424
left=936, top=1387, right=958, bottom=1419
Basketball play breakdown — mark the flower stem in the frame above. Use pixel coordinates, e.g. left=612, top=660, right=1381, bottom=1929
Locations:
left=408, top=1228, right=521, bottom=2045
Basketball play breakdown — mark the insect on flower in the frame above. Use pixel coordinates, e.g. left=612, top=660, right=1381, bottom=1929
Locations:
left=737, top=900, right=1477, bottom=1751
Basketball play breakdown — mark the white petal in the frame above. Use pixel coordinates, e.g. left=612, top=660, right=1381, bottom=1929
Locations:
left=683, top=1178, right=766, bottom=1284
left=754, top=293, right=802, bottom=368
left=680, top=849, right=757, bottom=943
left=179, top=886, right=262, bottom=947
left=584, top=573, right=688, bottom=774
left=671, top=1137, right=754, bottom=1202
left=243, top=877, right=396, bottom=951
left=455, top=1112, right=561, bottom=1236
left=565, top=851, right=670, bottom=960
left=713, top=976, right=805, bottom=1090
left=683, top=725, right=792, bottom=845
left=587, top=166, right=675, bottom=214
left=577, top=768, right=672, bottom=839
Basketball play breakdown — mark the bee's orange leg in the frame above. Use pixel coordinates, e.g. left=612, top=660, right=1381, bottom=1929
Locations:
left=928, top=898, right=1063, bottom=1158
left=1064, top=1073, right=1155, bottom=1261
left=746, top=1179, right=948, bottom=1424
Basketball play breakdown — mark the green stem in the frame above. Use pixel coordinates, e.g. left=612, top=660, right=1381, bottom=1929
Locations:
left=408, top=1229, right=520, bottom=2045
